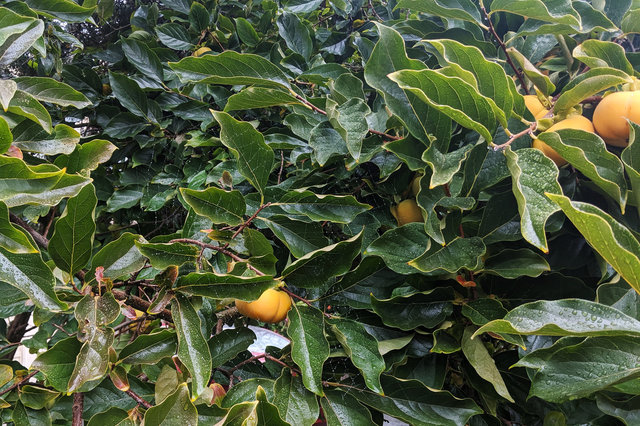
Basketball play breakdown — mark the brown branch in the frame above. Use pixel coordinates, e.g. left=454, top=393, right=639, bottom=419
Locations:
left=112, top=289, right=172, bottom=322
left=42, top=206, right=57, bottom=238
left=0, top=370, right=38, bottom=397
left=228, top=353, right=295, bottom=374
left=480, top=5, right=529, bottom=95
left=492, top=122, right=537, bottom=151
left=125, top=389, right=152, bottom=409
left=280, top=287, right=332, bottom=318
left=9, top=213, right=48, bottom=249
left=294, top=94, right=402, bottom=141
left=3, top=312, right=32, bottom=360
left=72, top=393, right=84, bottom=426
left=230, top=203, right=272, bottom=240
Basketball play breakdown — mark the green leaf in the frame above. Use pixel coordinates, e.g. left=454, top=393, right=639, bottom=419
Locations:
left=235, top=17, right=259, bottom=47
left=321, top=390, right=374, bottom=426
left=277, top=12, right=313, bottom=60
left=169, top=51, right=292, bottom=89
left=395, top=0, right=485, bottom=28
left=7, top=90, right=51, bottom=132
left=327, top=98, right=371, bottom=163
left=14, top=77, right=91, bottom=108
left=11, top=121, right=80, bottom=155
left=90, top=232, right=146, bottom=282
left=507, top=47, right=556, bottom=95
left=32, top=337, right=82, bottom=392
left=254, top=386, right=288, bottom=425
left=350, top=375, right=482, bottom=426
left=371, top=287, right=454, bottom=331
left=258, top=215, right=328, bottom=258
left=49, top=183, right=96, bottom=276
left=538, top=129, right=628, bottom=211
left=86, top=407, right=134, bottom=426
left=209, top=327, right=255, bottom=369
left=364, top=23, right=450, bottom=145
left=24, top=0, right=95, bottom=22
left=144, top=383, right=197, bottom=425
left=365, top=222, right=429, bottom=274
left=215, top=401, right=258, bottom=425
left=546, top=194, right=640, bottom=292
left=422, top=143, right=474, bottom=188
left=68, top=293, right=120, bottom=392
left=596, top=394, right=640, bottom=425
left=623, top=123, right=640, bottom=211
left=221, top=378, right=273, bottom=408
left=389, top=69, right=496, bottom=142
left=156, top=23, right=193, bottom=50
left=271, top=191, right=371, bottom=224
left=136, top=242, right=198, bottom=269
left=175, top=272, right=277, bottom=300
left=272, top=369, right=320, bottom=425
left=505, top=147, right=562, bottom=253
left=108, top=72, right=151, bottom=121
left=281, top=231, right=363, bottom=288
left=489, top=0, right=580, bottom=25
left=554, top=68, right=632, bottom=115
left=224, top=87, right=302, bottom=112
left=0, top=117, right=11, bottom=154
left=12, top=401, right=51, bottom=426
left=0, top=201, right=67, bottom=311
left=422, top=39, right=515, bottom=121
left=286, top=304, right=330, bottom=395
left=0, top=8, right=44, bottom=67
left=172, top=294, right=212, bottom=400
left=573, top=40, right=634, bottom=74
left=54, top=139, right=117, bottom=174
left=118, top=330, right=177, bottom=365
left=121, top=37, right=164, bottom=84
left=518, top=336, right=640, bottom=403
left=474, top=299, right=640, bottom=338
left=461, top=326, right=514, bottom=402
left=482, top=248, right=550, bottom=278
left=328, top=318, right=385, bottom=394
left=409, top=237, right=485, bottom=273
left=212, top=111, right=274, bottom=200
left=180, top=186, right=245, bottom=226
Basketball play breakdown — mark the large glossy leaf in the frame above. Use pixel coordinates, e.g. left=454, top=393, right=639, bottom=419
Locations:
left=371, top=287, right=454, bottom=330
left=277, top=12, right=312, bottom=60
left=546, top=194, right=640, bottom=293
left=169, top=50, right=292, bottom=89
left=482, top=248, right=549, bottom=278
left=212, top=111, right=274, bottom=200
left=180, top=187, right=245, bottom=225
left=328, top=318, right=385, bottom=394
left=623, top=123, right=640, bottom=218
left=54, top=139, right=117, bottom=174
left=474, top=299, right=640, bottom=338
left=517, top=336, right=640, bottom=403
left=349, top=375, right=482, bottom=426
left=287, top=304, right=329, bottom=395
left=272, top=371, right=319, bottom=426
left=48, top=184, right=96, bottom=276
left=7, top=90, right=51, bottom=132
left=489, top=0, right=580, bottom=25
left=409, top=237, right=485, bottom=273
left=270, top=191, right=371, bottom=224
left=321, top=390, right=374, bottom=426
left=281, top=231, right=362, bottom=288
left=554, top=68, right=632, bottom=115
left=573, top=40, right=634, bottom=74
left=14, top=77, right=91, bottom=108
left=0, top=8, right=44, bottom=67
left=135, top=241, right=198, bottom=269
left=90, top=232, right=146, bottom=282
left=364, top=23, right=450, bottom=145
left=209, top=327, right=256, bottom=369
left=538, top=129, right=627, bottom=211
left=258, top=215, right=328, bottom=258
left=118, top=330, right=177, bottom=365
left=108, top=72, right=151, bottom=121
left=0, top=202, right=66, bottom=311
left=505, top=147, right=562, bottom=253
left=24, top=0, right=95, bottom=22
left=172, top=294, right=212, bottom=399
left=144, top=383, right=197, bottom=425
left=395, top=0, right=484, bottom=27
left=12, top=121, right=80, bottom=155
left=224, top=87, right=302, bottom=112
left=121, top=37, right=164, bottom=84
left=175, top=272, right=277, bottom=300
left=364, top=223, right=428, bottom=275
left=32, top=337, right=83, bottom=392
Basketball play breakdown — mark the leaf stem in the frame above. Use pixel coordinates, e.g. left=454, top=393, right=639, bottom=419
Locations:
left=492, top=122, right=537, bottom=151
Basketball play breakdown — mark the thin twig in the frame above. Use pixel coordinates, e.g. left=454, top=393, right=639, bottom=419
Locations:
left=125, top=389, right=152, bottom=409
left=169, top=239, right=266, bottom=276
left=280, top=287, right=332, bottom=318
left=42, top=206, right=57, bottom=238
left=9, top=213, right=48, bottom=249
left=230, top=203, right=272, bottom=240
left=480, top=5, right=529, bottom=95
left=112, top=289, right=173, bottom=322
left=0, top=370, right=38, bottom=397
left=228, top=353, right=296, bottom=374
left=278, top=151, right=285, bottom=184
left=492, top=122, right=537, bottom=151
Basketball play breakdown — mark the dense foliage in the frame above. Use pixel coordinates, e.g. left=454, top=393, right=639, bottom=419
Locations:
left=0, top=0, right=639, bottom=424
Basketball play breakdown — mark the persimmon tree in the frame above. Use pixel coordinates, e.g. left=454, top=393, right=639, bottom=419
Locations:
left=0, top=0, right=639, bottom=424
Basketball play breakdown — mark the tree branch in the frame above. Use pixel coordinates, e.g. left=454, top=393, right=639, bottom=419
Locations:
left=0, top=370, right=38, bottom=397
left=169, top=238, right=266, bottom=276
left=72, top=393, right=84, bottom=426
left=9, top=213, right=49, bottom=249
left=480, top=5, right=529, bottom=95
left=125, top=389, right=152, bottom=409
left=492, top=122, right=537, bottom=151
